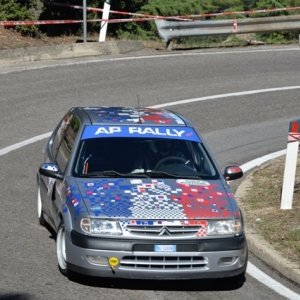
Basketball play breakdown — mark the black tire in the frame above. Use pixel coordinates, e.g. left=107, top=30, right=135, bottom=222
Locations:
left=37, top=186, right=46, bottom=226
left=56, top=221, right=69, bottom=277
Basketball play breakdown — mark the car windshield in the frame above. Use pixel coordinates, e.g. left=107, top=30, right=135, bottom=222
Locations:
left=73, top=137, right=219, bottom=179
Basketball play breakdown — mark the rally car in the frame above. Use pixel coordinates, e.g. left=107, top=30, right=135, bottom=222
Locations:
left=37, top=106, right=247, bottom=281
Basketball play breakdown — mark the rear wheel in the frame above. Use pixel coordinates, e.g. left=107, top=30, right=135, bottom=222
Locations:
left=56, top=221, right=69, bottom=277
left=37, top=186, right=46, bottom=226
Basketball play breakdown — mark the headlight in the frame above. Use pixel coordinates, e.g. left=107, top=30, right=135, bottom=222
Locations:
left=81, top=218, right=122, bottom=235
left=206, top=219, right=242, bottom=236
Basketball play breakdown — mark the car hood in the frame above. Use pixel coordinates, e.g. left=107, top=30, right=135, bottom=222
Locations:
left=70, top=177, right=239, bottom=220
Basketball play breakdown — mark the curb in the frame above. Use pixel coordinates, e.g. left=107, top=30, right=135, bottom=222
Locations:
left=0, top=40, right=144, bottom=66
left=235, top=170, right=300, bottom=285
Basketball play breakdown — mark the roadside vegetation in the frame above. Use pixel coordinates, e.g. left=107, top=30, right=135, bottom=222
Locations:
left=239, top=154, right=300, bottom=263
left=1, top=0, right=300, bottom=48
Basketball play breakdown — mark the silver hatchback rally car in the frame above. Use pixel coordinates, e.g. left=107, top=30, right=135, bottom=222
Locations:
left=37, top=107, right=247, bottom=281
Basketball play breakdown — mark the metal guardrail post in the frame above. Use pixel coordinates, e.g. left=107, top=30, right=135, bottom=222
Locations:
left=83, top=0, right=87, bottom=43
left=166, top=40, right=173, bottom=50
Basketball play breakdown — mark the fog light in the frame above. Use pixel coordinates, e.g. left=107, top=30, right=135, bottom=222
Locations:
left=218, top=257, right=238, bottom=266
left=86, top=255, right=109, bottom=265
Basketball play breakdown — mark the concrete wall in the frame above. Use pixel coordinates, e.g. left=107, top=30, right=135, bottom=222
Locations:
left=0, top=40, right=144, bottom=66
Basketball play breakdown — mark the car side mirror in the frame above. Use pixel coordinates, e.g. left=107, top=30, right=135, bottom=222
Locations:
left=39, top=163, right=63, bottom=180
left=223, top=166, right=243, bottom=181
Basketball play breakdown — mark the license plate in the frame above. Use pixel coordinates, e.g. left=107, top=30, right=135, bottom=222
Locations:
left=155, top=245, right=176, bottom=252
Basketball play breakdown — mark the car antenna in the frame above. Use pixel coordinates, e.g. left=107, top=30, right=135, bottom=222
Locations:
left=137, top=94, right=142, bottom=124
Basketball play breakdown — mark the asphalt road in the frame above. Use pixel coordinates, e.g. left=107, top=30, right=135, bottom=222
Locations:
left=1, top=45, right=300, bottom=299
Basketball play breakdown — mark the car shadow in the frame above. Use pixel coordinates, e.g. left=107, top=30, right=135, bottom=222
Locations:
left=69, top=272, right=246, bottom=291
left=44, top=223, right=56, bottom=240
left=0, top=293, right=33, bottom=300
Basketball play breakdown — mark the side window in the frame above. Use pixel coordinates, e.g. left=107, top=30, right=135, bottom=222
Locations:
left=52, top=111, right=73, bottom=158
left=56, top=115, right=80, bottom=173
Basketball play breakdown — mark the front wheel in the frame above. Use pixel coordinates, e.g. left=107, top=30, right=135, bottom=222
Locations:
left=56, top=221, right=69, bottom=277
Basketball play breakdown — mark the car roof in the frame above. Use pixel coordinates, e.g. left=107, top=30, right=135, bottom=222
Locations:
left=74, top=107, right=193, bottom=127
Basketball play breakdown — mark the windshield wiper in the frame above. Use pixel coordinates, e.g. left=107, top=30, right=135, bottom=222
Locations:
left=79, top=170, right=150, bottom=178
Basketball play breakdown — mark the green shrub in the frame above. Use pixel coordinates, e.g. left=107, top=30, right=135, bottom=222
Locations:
left=0, top=0, right=39, bottom=37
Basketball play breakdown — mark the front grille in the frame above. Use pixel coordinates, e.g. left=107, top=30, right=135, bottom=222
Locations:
left=120, top=256, right=207, bottom=270
left=126, top=225, right=201, bottom=237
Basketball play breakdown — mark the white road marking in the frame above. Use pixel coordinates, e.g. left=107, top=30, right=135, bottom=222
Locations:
left=240, top=149, right=286, bottom=173
left=0, top=132, right=52, bottom=156
left=1, top=47, right=300, bottom=75
left=0, top=88, right=299, bottom=298
left=247, top=263, right=300, bottom=300
left=150, top=86, right=300, bottom=108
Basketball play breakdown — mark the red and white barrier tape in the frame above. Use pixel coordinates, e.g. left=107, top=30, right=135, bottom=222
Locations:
left=47, top=2, right=300, bottom=19
left=288, top=132, right=300, bottom=142
left=176, top=6, right=300, bottom=18
left=46, top=2, right=193, bottom=21
left=0, top=20, right=82, bottom=26
left=1, top=4, right=300, bottom=27
left=0, top=17, right=158, bottom=26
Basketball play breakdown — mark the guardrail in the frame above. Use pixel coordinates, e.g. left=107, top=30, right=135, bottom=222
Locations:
left=1, top=3, right=300, bottom=48
left=155, top=15, right=300, bottom=50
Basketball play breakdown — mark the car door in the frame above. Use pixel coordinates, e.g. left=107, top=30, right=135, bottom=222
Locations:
left=50, top=114, right=80, bottom=228
left=39, top=112, right=73, bottom=220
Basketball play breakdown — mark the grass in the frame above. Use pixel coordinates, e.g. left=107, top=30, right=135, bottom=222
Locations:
left=238, top=153, right=300, bottom=263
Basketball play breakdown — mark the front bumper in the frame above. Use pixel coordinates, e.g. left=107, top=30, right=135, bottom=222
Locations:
left=65, top=229, right=248, bottom=279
